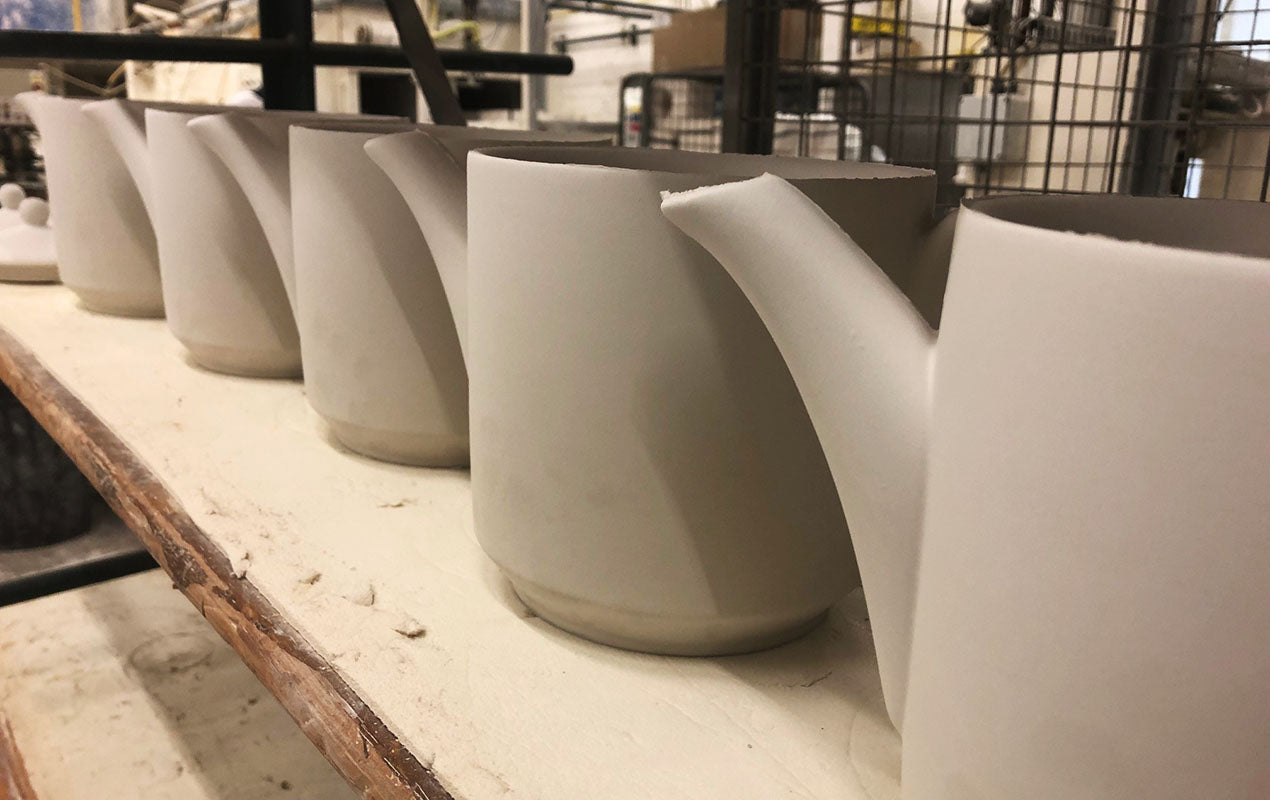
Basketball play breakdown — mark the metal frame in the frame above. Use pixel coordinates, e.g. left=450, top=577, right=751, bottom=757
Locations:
left=0, top=539, right=156, bottom=608
left=1123, top=0, right=1196, bottom=194
left=548, top=0, right=681, bottom=18
left=619, top=69, right=728, bottom=148
left=721, top=0, right=781, bottom=153
left=715, top=0, right=1270, bottom=206
left=257, top=0, right=318, bottom=109
left=0, top=7, right=573, bottom=112
left=555, top=25, right=651, bottom=52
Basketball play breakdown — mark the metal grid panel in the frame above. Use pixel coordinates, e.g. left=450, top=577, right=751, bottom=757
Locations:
left=622, top=0, right=1270, bottom=207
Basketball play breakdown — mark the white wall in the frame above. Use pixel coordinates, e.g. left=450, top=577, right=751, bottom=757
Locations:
left=543, top=0, right=714, bottom=123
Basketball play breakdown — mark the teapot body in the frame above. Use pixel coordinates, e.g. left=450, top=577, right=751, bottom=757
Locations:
left=904, top=196, right=1270, bottom=798
left=290, top=124, right=468, bottom=465
left=147, top=108, right=301, bottom=377
left=18, top=93, right=162, bottom=316
left=467, top=146, right=937, bottom=655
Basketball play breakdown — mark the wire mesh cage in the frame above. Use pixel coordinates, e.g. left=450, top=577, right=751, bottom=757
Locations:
left=623, top=0, right=1270, bottom=209
left=620, top=72, right=727, bottom=151
left=618, top=68, right=871, bottom=157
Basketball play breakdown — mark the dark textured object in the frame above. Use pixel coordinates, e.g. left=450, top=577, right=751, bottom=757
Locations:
left=0, top=383, right=95, bottom=549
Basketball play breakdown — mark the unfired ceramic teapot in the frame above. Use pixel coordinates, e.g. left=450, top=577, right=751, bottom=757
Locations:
left=185, top=112, right=487, bottom=463
left=403, top=146, right=950, bottom=656
left=188, top=116, right=578, bottom=465
left=290, top=121, right=469, bottom=465
left=364, top=126, right=611, bottom=362
left=15, top=92, right=162, bottom=316
left=82, top=101, right=382, bottom=377
left=195, top=122, right=601, bottom=465
left=662, top=176, right=1270, bottom=799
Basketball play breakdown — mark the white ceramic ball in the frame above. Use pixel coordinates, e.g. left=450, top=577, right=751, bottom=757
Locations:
left=0, top=183, right=24, bottom=210
left=18, top=197, right=50, bottom=227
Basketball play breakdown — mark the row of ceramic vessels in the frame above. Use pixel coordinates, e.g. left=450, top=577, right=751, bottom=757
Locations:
left=17, top=91, right=1270, bottom=800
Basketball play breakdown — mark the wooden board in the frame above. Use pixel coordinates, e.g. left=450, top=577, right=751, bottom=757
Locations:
left=0, top=284, right=901, bottom=800
left=0, top=571, right=357, bottom=800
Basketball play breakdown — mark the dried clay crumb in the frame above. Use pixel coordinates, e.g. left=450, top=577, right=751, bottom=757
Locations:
left=230, top=549, right=251, bottom=579
left=347, top=583, right=376, bottom=607
left=392, top=616, right=427, bottom=639
left=377, top=498, right=415, bottom=509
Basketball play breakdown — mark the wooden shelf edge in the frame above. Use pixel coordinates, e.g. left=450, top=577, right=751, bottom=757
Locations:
left=0, top=326, right=452, bottom=800
left=0, top=715, right=38, bottom=800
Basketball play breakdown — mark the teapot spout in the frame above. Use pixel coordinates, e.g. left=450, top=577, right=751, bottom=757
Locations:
left=662, top=173, right=935, bottom=731
left=364, top=130, right=472, bottom=362
left=82, top=99, right=156, bottom=216
left=187, top=113, right=297, bottom=317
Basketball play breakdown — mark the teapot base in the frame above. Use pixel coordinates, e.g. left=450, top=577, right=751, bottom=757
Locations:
left=183, top=341, right=302, bottom=379
left=507, top=574, right=829, bottom=656
left=324, top=417, right=469, bottom=468
left=72, top=287, right=164, bottom=319
left=0, top=262, right=58, bottom=283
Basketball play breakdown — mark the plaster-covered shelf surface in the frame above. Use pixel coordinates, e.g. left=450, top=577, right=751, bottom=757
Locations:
left=0, top=283, right=900, bottom=800
left=0, top=570, right=356, bottom=800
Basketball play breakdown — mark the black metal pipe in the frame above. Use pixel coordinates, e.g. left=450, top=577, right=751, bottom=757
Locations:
left=549, top=0, right=681, bottom=15
left=0, top=29, right=292, bottom=63
left=0, top=29, right=573, bottom=75
left=0, top=551, right=157, bottom=608
left=554, top=26, right=649, bottom=52
left=550, top=2, right=654, bottom=20
left=381, top=0, right=465, bottom=123
left=258, top=0, right=316, bottom=109
left=721, top=0, right=779, bottom=154
left=1124, top=0, right=1195, bottom=195
left=315, top=42, right=574, bottom=73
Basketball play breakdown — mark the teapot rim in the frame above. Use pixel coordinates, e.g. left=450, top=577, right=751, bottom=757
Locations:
left=471, top=145, right=935, bottom=183
left=962, top=193, right=1270, bottom=262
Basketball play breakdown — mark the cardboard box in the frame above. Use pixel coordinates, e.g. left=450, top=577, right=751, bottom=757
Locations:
left=652, top=6, right=821, bottom=73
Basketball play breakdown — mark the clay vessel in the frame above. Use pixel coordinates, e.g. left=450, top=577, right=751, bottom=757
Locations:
left=289, top=121, right=468, bottom=465
left=15, top=92, right=162, bottom=316
left=81, top=100, right=377, bottom=377
left=191, top=120, right=600, bottom=465
left=364, top=127, right=609, bottom=361
left=188, top=115, right=493, bottom=464
left=441, top=146, right=944, bottom=655
left=663, top=179, right=1270, bottom=798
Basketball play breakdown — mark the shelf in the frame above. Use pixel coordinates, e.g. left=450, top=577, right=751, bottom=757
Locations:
left=0, top=570, right=357, bottom=800
left=0, top=504, right=155, bottom=607
left=0, top=283, right=900, bottom=800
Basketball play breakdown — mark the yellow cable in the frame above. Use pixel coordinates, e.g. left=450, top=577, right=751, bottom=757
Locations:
left=434, top=20, right=481, bottom=43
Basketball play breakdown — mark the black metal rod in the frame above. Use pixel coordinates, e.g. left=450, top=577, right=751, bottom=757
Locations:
left=381, top=0, right=466, bottom=124
left=0, top=29, right=573, bottom=75
left=722, top=0, right=780, bottom=154
left=258, top=0, right=316, bottom=110
left=312, top=41, right=573, bottom=74
left=0, top=29, right=292, bottom=63
left=551, top=2, right=654, bottom=20
left=549, top=0, right=681, bottom=15
left=1124, top=0, right=1196, bottom=195
left=554, top=26, right=650, bottom=51
left=0, top=551, right=157, bottom=608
